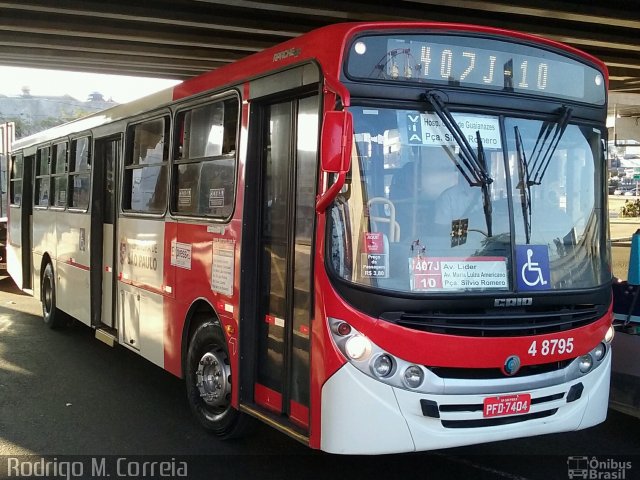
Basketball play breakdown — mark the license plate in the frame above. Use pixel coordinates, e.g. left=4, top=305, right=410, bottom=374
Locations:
left=483, top=393, right=531, bottom=418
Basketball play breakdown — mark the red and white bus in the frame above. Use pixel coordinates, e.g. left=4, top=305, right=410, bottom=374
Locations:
left=7, top=22, right=614, bottom=454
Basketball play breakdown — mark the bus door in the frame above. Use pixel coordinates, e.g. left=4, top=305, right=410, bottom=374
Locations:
left=249, top=94, right=319, bottom=430
left=7, top=152, right=33, bottom=290
left=90, top=136, right=120, bottom=330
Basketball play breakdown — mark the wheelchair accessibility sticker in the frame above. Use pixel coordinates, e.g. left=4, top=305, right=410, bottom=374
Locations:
left=516, top=245, right=550, bottom=291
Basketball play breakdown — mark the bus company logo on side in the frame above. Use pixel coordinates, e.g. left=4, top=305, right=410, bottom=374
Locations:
left=494, top=298, right=533, bottom=307
left=273, top=47, right=301, bottom=62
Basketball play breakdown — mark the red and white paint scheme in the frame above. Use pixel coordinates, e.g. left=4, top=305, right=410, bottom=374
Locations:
left=7, top=22, right=614, bottom=453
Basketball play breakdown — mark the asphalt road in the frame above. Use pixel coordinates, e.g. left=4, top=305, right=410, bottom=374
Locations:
left=0, top=274, right=638, bottom=480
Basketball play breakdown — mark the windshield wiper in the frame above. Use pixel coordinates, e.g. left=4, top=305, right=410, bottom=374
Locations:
left=422, top=90, right=493, bottom=236
left=514, top=126, right=532, bottom=243
left=514, top=106, right=572, bottom=243
left=528, top=106, right=573, bottom=185
left=476, top=130, right=493, bottom=237
left=422, top=91, right=493, bottom=188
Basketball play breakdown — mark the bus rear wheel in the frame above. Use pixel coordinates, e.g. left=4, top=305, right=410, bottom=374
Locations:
left=185, top=319, right=251, bottom=438
left=41, top=262, right=63, bottom=329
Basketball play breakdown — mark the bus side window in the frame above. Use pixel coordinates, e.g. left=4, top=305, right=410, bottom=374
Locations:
left=124, top=117, right=169, bottom=214
left=9, top=153, right=23, bottom=206
left=34, top=146, right=51, bottom=207
left=172, top=96, right=239, bottom=218
left=69, top=137, right=91, bottom=210
left=51, top=141, right=68, bottom=208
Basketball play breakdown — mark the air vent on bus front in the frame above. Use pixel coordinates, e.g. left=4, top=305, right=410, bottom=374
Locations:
left=380, top=304, right=605, bottom=337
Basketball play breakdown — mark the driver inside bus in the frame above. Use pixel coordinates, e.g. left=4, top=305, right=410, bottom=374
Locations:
left=434, top=179, right=482, bottom=229
left=389, top=151, right=482, bottom=248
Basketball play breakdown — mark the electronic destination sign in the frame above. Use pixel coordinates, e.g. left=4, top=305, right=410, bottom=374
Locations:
left=346, top=34, right=605, bottom=104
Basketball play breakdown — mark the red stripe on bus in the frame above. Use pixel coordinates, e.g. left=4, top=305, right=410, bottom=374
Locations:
left=289, top=401, right=309, bottom=430
left=65, top=259, right=90, bottom=271
left=254, top=383, right=282, bottom=413
left=118, top=278, right=166, bottom=297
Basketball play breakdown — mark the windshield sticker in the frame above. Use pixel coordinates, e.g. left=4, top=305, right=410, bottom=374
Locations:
left=409, top=256, right=508, bottom=291
left=450, top=218, right=469, bottom=247
left=361, top=232, right=388, bottom=278
left=364, top=232, right=384, bottom=253
left=401, top=112, right=501, bottom=149
left=516, top=245, right=551, bottom=291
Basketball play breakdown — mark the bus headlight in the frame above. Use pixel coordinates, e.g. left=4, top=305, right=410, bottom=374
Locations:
left=604, top=325, right=615, bottom=343
left=578, top=354, right=593, bottom=373
left=572, top=340, right=609, bottom=377
left=370, top=354, right=394, bottom=378
left=345, top=335, right=372, bottom=361
left=328, top=318, right=441, bottom=394
left=592, top=343, right=606, bottom=362
left=403, top=366, right=425, bottom=389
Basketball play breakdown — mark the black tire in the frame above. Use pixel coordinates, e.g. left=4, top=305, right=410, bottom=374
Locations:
left=185, top=319, right=252, bottom=438
left=41, top=262, right=63, bottom=329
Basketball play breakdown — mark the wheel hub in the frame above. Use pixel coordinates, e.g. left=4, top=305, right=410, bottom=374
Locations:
left=195, top=350, right=231, bottom=408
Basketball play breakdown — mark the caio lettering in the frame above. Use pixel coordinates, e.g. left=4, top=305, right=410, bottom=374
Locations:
left=494, top=298, right=533, bottom=307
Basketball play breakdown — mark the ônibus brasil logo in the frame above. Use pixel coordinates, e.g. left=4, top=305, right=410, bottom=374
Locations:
left=567, top=456, right=632, bottom=479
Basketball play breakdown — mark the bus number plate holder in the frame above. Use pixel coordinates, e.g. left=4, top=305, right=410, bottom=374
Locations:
left=483, top=393, right=531, bottom=418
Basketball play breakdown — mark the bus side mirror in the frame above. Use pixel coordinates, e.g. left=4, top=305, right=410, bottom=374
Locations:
left=321, top=110, right=353, bottom=173
left=628, top=229, right=640, bottom=286
left=315, top=111, right=353, bottom=213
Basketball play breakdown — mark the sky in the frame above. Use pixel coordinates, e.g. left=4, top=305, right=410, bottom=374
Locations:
left=0, top=66, right=181, bottom=104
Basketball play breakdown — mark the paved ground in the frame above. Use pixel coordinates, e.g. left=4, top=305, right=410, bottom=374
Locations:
left=0, top=275, right=639, bottom=479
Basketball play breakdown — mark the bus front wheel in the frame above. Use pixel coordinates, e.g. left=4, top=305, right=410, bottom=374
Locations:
left=185, top=319, right=251, bottom=438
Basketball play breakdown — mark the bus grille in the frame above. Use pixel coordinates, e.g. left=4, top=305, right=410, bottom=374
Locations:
left=381, top=304, right=604, bottom=337
left=440, top=409, right=557, bottom=428
left=429, top=360, right=572, bottom=379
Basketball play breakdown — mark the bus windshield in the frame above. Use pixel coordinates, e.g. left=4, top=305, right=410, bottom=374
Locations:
left=328, top=106, right=608, bottom=294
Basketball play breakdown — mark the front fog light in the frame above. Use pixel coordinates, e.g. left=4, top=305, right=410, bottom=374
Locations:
left=345, top=335, right=372, bottom=361
left=403, top=365, right=424, bottom=389
left=371, top=354, right=394, bottom=378
left=593, top=342, right=606, bottom=361
left=578, top=354, right=593, bottom=373
left=604, top=325, right=615, bottom=343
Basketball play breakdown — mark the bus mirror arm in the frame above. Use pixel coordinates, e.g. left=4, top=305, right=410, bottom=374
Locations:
left=316, top=170, right=347, bottom=213
left=323, top=75, right=351, bottom=108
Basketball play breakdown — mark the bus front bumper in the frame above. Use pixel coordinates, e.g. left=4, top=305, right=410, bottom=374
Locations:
left=320, top=354, right=610, bottom=454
